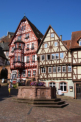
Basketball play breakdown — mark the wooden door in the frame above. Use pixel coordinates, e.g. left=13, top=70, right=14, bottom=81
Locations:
left=76, top=84, right=81, bottom=99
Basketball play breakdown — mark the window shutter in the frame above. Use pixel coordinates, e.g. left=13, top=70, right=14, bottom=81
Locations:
left=35, top=54, right=37, bottom=61
left=24, top=56, right=26, bottom=62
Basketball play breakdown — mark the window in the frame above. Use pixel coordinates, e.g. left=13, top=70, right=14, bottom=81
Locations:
left=19, top=43, right=21, bottom=48
left=56, top=53, right=59, bottom=59
left=79, top=40, right=81, bottom=46
left=44, top=43, right=47, bottom=48
left=51, top=33, right=54, bottom=37
left=32, top=55, right=35, bottom=62
left=31, top=43, right=34, bottom=50
left=54, top=42, right=58, bottom=46
left=18, top=56, right=20, bottom=61
left=48, top=67, right=51, bottom=73
left=57, top=66, right=61, bottom=72
left=60, top=53, right=64, bottom=59
left=28, top=71, right=31, bottom=77
left=21, top=25, right=26, bottom=31
left=25, top=33, right=29, bottom=39
left=49, top=82, right=55, bottom=87
left=16, top=44, right=17, bottom=48
left=6, top=52, right=9, bottom=57
left=27, top=56, right=29, bottom=63
left=15, top=56, right=17, bottom=61
left=52, top=54, right=56, bottom=59
left=22, top=56, right=23, bottom=62
left=47, top=54, right=50, bottom=60
left=68, top=66, right=72, bottom=72
left=41, top=55, right=45, bottom=60
left=18, top=35, right=21, bottom=40
left=12, top=47, right=14, bottom=52
left=27, top=44, right=29, bottom=51
left=53, top=67, right=56, bottom=73
left=60, top=82, right=67, bottom=91
left=33, top=70, right=36, bottom=76
left=62, top=66, right=66, bottom=72
left=41, top=67, right=46, bottom=73
left=18, top=71, right=20, bottom=77
left=22, top=70, right=25, bottom=77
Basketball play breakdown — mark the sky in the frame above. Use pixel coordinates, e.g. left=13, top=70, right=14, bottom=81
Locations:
left=0, top=0, right=81, bottom=41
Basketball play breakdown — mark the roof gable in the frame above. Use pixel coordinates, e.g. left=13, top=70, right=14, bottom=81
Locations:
left=37, top=25, right=68, bottom=53
left=9, top=16, right=43, bottom=45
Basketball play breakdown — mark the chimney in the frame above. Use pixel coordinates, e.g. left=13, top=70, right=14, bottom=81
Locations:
left=60, top=35, right=62, bottom=40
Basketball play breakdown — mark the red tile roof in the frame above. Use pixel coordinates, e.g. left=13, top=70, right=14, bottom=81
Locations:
left=70, top=31, right=81, bottom=49
left=63, top=40, right=71, bottom=49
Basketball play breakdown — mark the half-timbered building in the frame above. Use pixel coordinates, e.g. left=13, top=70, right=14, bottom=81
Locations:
left=9, top=16, right=43, bottom=82
left=37, top=26, right=74, bottom=98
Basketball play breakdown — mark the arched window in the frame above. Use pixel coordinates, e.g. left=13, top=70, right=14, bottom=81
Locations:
left=60, top=82, right=66, bottom=91
left=49, top=82, right=55, bottom=87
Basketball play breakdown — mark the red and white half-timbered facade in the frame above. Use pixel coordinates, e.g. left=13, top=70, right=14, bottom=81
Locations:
left=9, top=16, right=43, bottom=82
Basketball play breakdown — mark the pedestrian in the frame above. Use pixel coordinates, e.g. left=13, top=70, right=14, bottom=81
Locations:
left=8, top=82, right=12, bottom=96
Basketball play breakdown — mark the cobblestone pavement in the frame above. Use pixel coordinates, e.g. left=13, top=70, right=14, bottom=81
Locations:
left=0, top=85, right=81, bottom=122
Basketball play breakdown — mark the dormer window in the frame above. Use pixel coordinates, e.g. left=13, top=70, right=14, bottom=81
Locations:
left=11, top=47, right=14, bottom=52
left=79, top=40, right=81, bottom=46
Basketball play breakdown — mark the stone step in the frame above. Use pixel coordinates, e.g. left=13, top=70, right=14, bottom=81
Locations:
left=33, top=103, right=69, bottom=108
left=33, top=101, right=65, bottom=105
left=17, top=98, right=61, bottom=102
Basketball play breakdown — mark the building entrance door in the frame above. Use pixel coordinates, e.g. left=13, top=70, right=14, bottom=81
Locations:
left=76, top=84, right=81, bottom=99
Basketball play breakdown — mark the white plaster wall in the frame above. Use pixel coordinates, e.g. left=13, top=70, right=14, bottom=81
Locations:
left=42, top=80, right=74, bottom=97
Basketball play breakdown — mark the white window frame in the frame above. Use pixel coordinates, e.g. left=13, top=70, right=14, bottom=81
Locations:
left=60, top=53, right=64, bottom=59
left=53, top=67, right=56, bottom=73
left=47, top=54, right=50, bottom=60
left=44, top=43, right=47, bottom=48
left=41, top=67, right=46, bottom=73
left=68, top=66, right=72, bottom=72
left=79, top=40, right=81, bottom=46
left=54, top=42, right=58, bottom=46
left=49, top=82, right=55, bottom=87
left=48, top=67, right=52, bottom=73
left=22, top=70, right=25, bottom=77
left=62, top=66, right=66, bottom=72
left=60, top=82, right=67, bottom=92
left=57, top=66, right=61, bottom=72
left=27, top=43, right=29, bottom=48
left=51, top=33, right=54, bottom=37
left=12, top=47, right=14, bottom=51
left=28, top=71, right=31, bottom=77
left=56, top=53, right=59, bottom=59
left=27, top=56, right=29, bottom=62
left=41, top=55, right=45, bottom=61
left=52, top=54, right=56, bottom=60
left=18, top=56, right=20, bottom=61
left=33, top=70, right=36, bottom=76
left=32, top=55, right=35, bottom=61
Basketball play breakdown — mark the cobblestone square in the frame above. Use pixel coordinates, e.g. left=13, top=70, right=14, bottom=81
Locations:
left=0, top=85, right=81, bottom=122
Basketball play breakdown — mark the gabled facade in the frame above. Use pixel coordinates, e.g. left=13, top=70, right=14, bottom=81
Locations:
left=9, top=16, right=43, bottom=82
left=37, top=26, right=74, bottom=98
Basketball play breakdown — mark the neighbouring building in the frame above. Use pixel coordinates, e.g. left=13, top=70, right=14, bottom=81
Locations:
left=37, top=25, right=81, bottom=99
left=9, top=16, right=43, bottom=82
left=0, top=32, right=14, bottom=79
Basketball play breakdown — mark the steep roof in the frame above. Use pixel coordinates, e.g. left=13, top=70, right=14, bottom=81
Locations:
left=9, top=16, right=43, bottom=45
left=0, top=35, right=12, bottom=51
left=70, top=30, right=81, bottom=49
left=37, top=25, right=68, bottom=53
left=63, top=40, right=71, bottom=49
left=0, top=47, right=6, bottom=59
